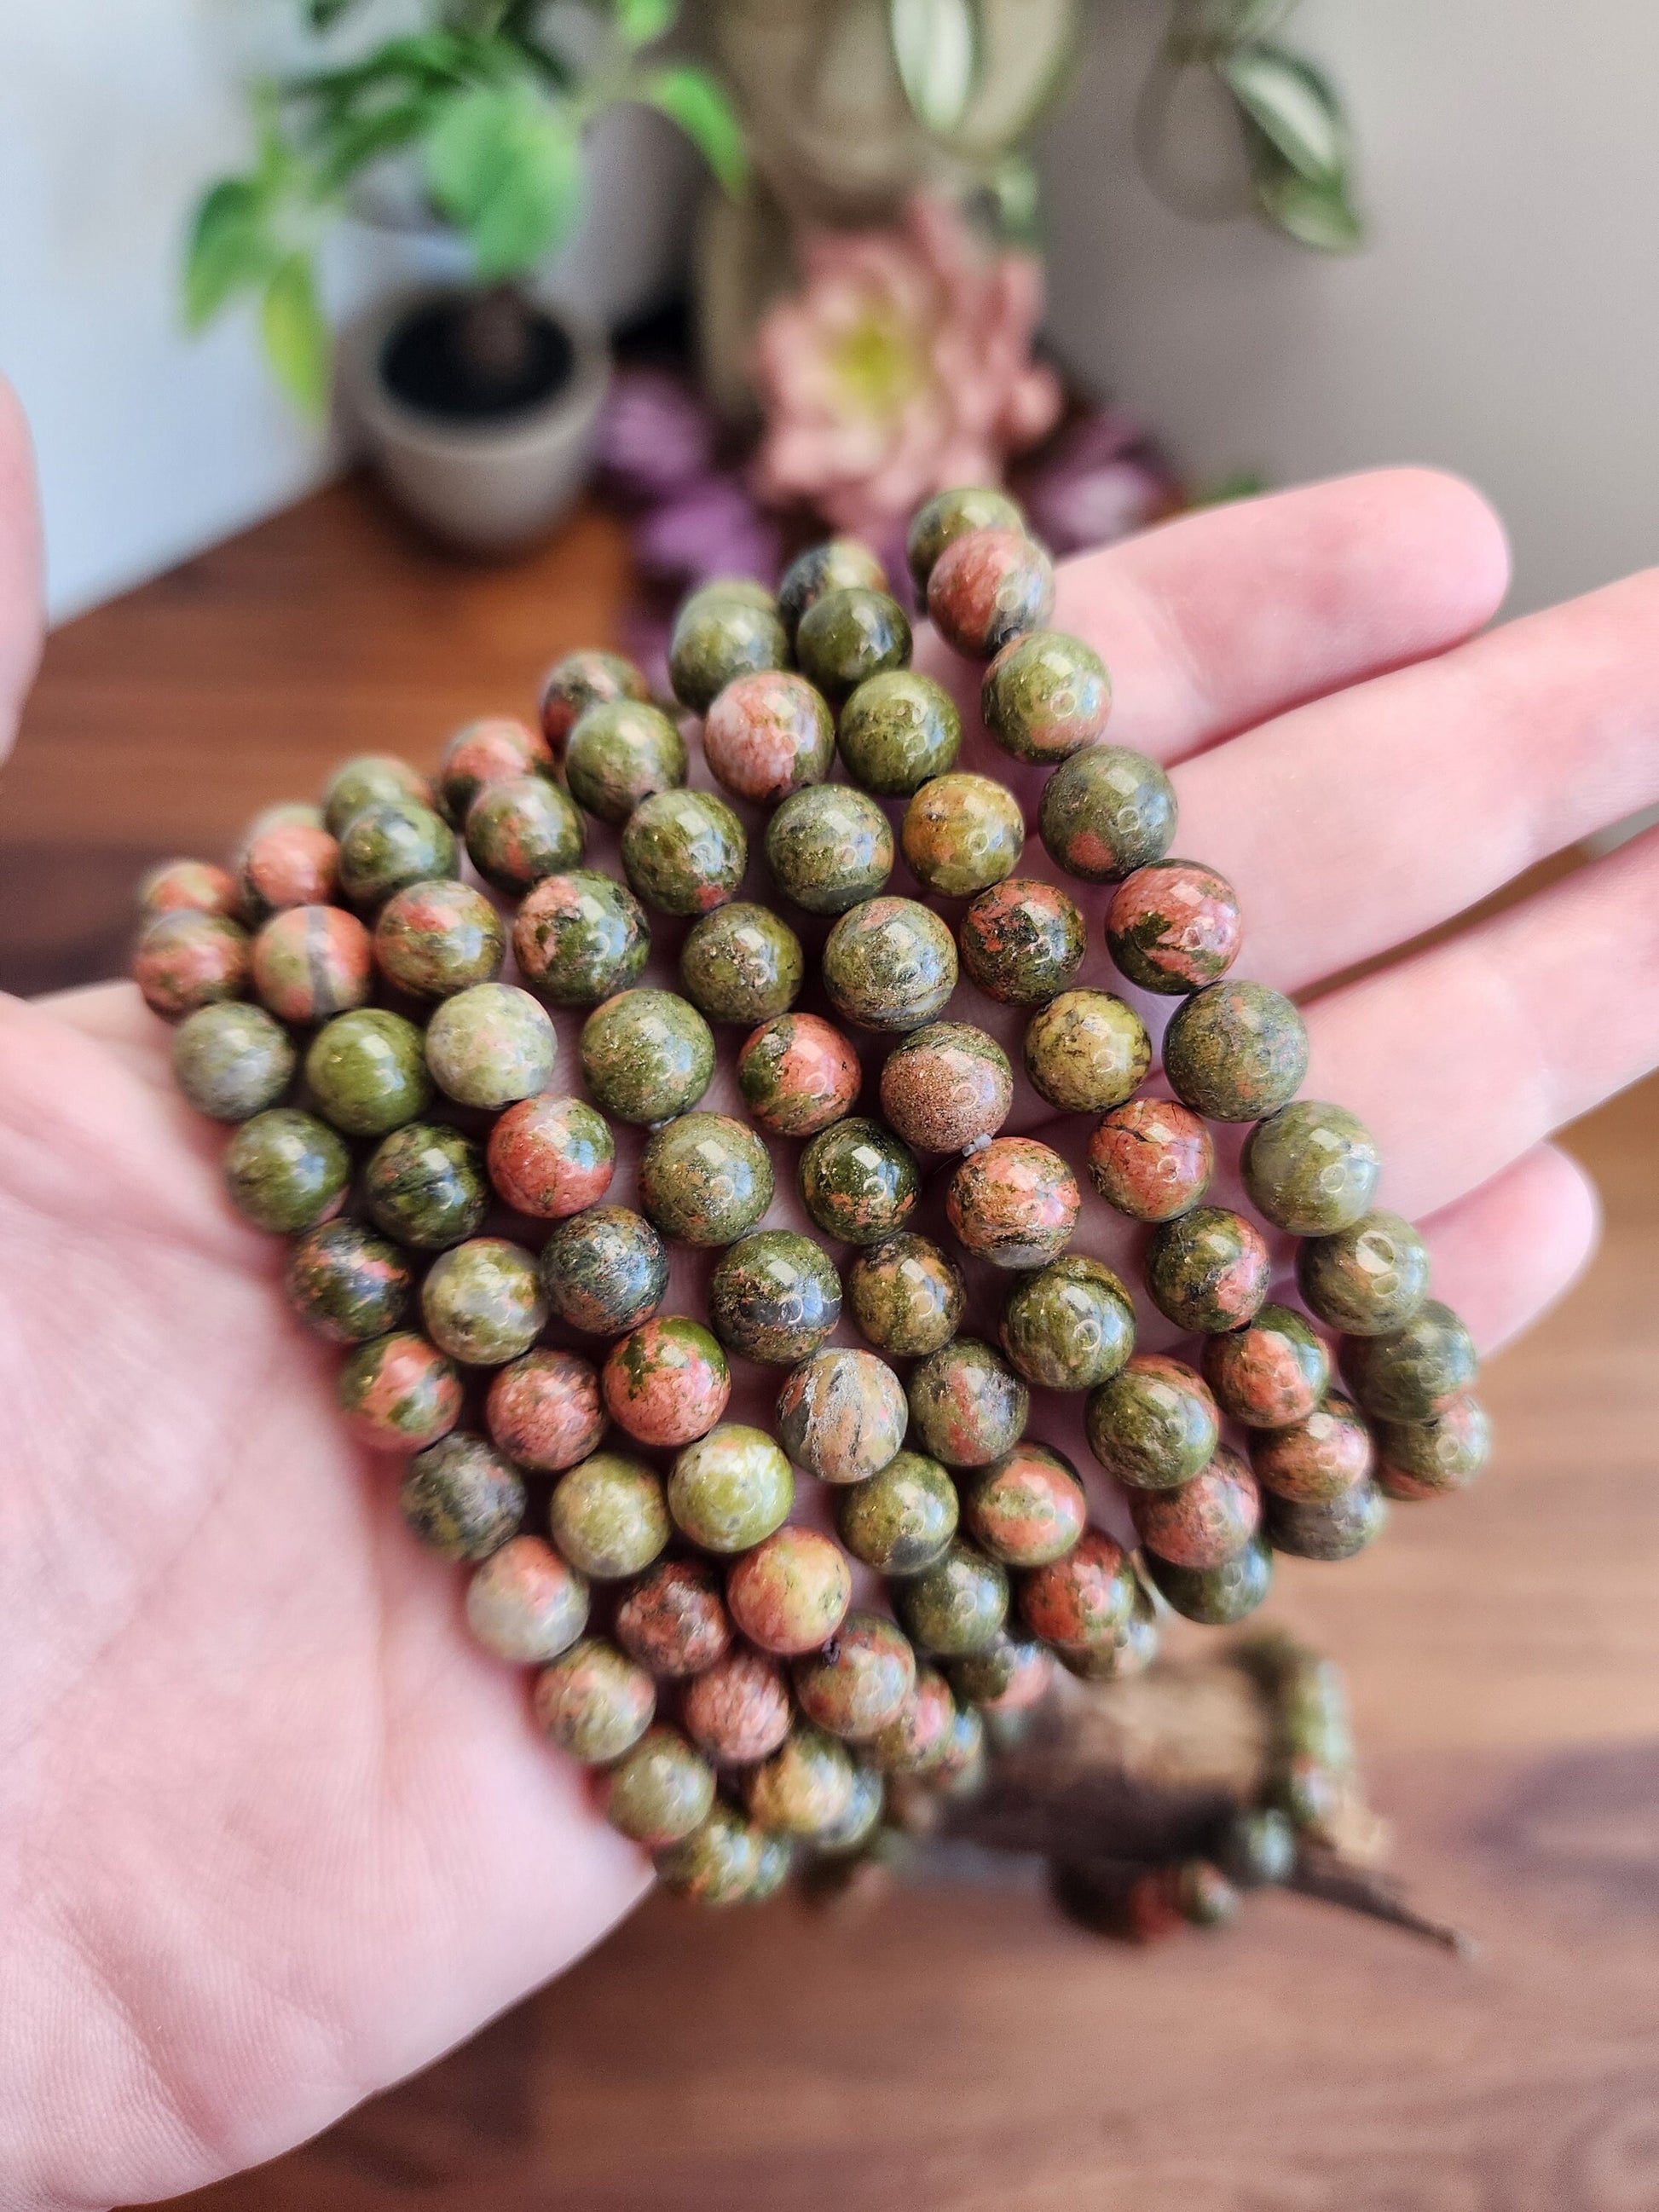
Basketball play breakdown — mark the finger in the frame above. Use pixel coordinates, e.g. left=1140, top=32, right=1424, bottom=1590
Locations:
left=1176, top=567, right=1659, bottom=994
left=0, top=373, right=43, bottom=765
left=1413, top=1141, right=1600, bottom=1356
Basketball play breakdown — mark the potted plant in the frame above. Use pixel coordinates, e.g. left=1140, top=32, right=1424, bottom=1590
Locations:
left=183, top=0, right=746, bottom=552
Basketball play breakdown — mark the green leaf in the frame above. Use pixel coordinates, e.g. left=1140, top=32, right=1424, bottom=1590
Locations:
left=315, top=92, right=444, bottom=192
left=640, top=66, right=748, bottom=196
left=1220, top=43, right=1349, bottom=185
left=261, top=253, right=331, bottom=416
left=1249, top=141, right=1364, bottom=251
left=889, top=0, right=980, bottom=136
left=425, top=83, right=584, bottom=280
left=183, top=176, right=280, bottom=329
left=614, top=0, right=679, bottom=48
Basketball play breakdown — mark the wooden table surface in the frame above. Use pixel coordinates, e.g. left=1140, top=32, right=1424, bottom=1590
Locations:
left=8, top=482, right=1659, bottom=2212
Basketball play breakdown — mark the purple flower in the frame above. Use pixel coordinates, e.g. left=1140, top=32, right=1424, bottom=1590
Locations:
left=1019, top=407, right=1182, bottom=556
left=598, top=368, right=721, bottom=505
left=631, top=474, right=783, bottom=594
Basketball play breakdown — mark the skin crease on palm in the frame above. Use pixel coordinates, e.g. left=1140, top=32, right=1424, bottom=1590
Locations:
left=7, top=339, right=1659, bottom=2209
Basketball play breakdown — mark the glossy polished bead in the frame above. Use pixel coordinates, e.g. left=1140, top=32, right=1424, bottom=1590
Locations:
left=305, top=1008, right=431, bottom=1136
left=707, top=1231, right=842, bottom=1364
left=548, top=1452, right=671, bottom=1579
left=285, top=1220, right=412, bottom=1344
left=799, top=1116, right=920, bottom=1245
left=614, top=1557, right=731, bottom=1678
left=1038, top=745, right=1176, bottom=883
left=134, top=910, right=251, bottom=1019
left=488, top=1094, right=614, bottom=1220
left=999, top=1255, right=1135, bottom=1391
left=837, top=669, right=962, bottom=797
left=487, top=1348, right=608, bottom=1472
left=534, top=1637, right=656, bottom=1763
left=982, top=629, right=1111, bottom=762
left=668, top=589, right=789, bottom=714
left=1373, top=1393, right=1492, bottom=1499
left=425, top=983, right=557, bottom=1109
left=1018, top=1528, right=1138, bottom=1654
left=963, top=1442, right=1089, bottom=1568
left=957, top=875, right=1086, bottom=1006
left=654, top=1805, right=769, bottom=1904
left=1086, top=1096, right=1214, bottom=1222
left=599, top=1727, right=716, bottom=1847
left=421, top=1237, right=546, bottom=1365
left=1145, top=1205, right=1272, bottom=1334
left=337, top=798, right=458, bottom=910
left=1242, top=1100, right=1382, bottom=1236
left=880, top=1022, right=1012, bottom=1152
left=601, top=1316, right=731, bottom=1447
left=927, top=527, right=1054, bottom=658
left=639, top=1113, right=773, bottom=1246
left=338, top=1331, right=463, bottom=1453
left=835, top=1449, right=959, bottom=1574
left=907, top=1338, right=1029, bottom=1468
left=947, top=1137, right=1080, bottom=1268
left=900, top=773, right=1025, bottom=898
left=621, top=788, right=748, bottom=916
left=365, top=1122, right=488, bottom=1250
left=1145, top=1532, right=1273, bottom=1625
left=895, top=1540, right=1009, bottom=1656
left=171, top=1001, right=295, bottom=1121
left=1107, top=860, right=1242, bottom=996
left=1163, top=980, right=1308, bottom=1123
left=667, top=1424, right=795, bottom=1552
left=1344, top=1299, right=1477, bottom=1422
left=1265, top=1482, right=1390, bottom=1562
left=540, top=1206, right=668, bottom=1335
left=538, top=647, right=650, bottom=759
left=1130, top=1446, right=1262, bottom=1569
left=138, top=858, right=239, bottom=918
left=513, top=870, right=650, bottom=1008
left=1297, top=1209, right=1430, bottom=1336
left=435, top=714, right=553, bottom=825
left=795, top=586, right=910, bottom=706
left=224, top=1107, right=350, bottom=1232
left=235, top=817, right=338, bottom=925
left=702, top=671, right=834, bottom=803
left=776, top=1348, right=908, bottom=1484
left=1086, top=1354, right=1219, bottom=1490
left=793, top=1611, right=916, bottom=1740
left=1023, top=989, right=1150, bottom=1113
left=866, top=1667, right=957, bottom=1774
left=737, top=1012, right=861, bottom=1135
left=321, top=754, right=433, bottom=836
left=907, top=486, right=1024, bottom=592
left=743, top=1724, right=857, bottom=1838
left=726, top=1528, right=853, bottom=1655
left=1203, top=1304, right=1330, bottom=1429
left=679, top=903, right=804, bottom=1025
left=1249, top=1393, right=1373, bottom=1505
left=251, top=905, right=373, bottom=1025
left=765, top=783, right=894, bottom=913
left=564, top=700, right=687, bottom=825
left=399, top=1435, right=525, bottom=1561
left=778, top=537, right=889, bottom=638
left=822, top=896, right=957, bottom=1031
left=465, top=1535, right=588, bottom=1661
left=463, top=775, right=585, bottom=895
left=845, top=1233, right=965, bottom=1357
left=374, top=879, right=505, bottom=999
left=580, top=988, right=714, bottom=1124
left=946, top=1632, right=1052, bottom=1710
left=682, top=1646, right=794, bottom=1765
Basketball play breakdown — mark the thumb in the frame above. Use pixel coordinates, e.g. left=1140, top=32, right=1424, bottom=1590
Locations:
left=0, top=373, right=43, bottom=769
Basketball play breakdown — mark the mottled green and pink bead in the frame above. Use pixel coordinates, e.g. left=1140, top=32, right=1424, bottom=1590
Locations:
left=614, top=1557, right=731, bottom=1679
left=1145, top=1206, right=1272, bottom=1334
left=285, top=1219, right=412, bottom=1343
left=702, top=671, right=834, bottom=803
left=535, top=1637, right=656, bottom=1763
left=1249, top=1393, right=1374, bottom=1505
left=1018, top=1528, right=1138, bottom=1656
left=679, top=903, right=803, bottom=1025
left=958, top=875, right=1086, bottom=1006
left=1163, top=980, right=1309, bottom=1123
left=488, top=1094, right=615, bottom=1220
left=999, top=1254, right=1135, bottom=1391
left=564, top=701, right=688, bottom=826
left=463, top=775, right=585, bottom=895
left=845, top=1233, right=964, bottom=1357
left=305, top=1008, right=431, bottom=1136
left=421, top=1237, right=547, bottom=1365
left=1107, top=861, right=1243, bottom=995
left=982, top=629, right=1111, bottom=762
left=374, top=879, right=504, bottom=1000
left=436, top=714, right=554, bottom=824
left=765, top=783, right=894, bottom=912
left=737, top=1012, right=861, bottom=1136
left=900, top=773, right=1025, bottom=898
left=235, top=817, right=338, bottom=924
left=667, top=1424, right=795, bottom=1553
left=465, top=1535, right=589, bottom=1661
left=792, top=1611, right=916, bottom=1739
left=1024, top=989, right=1151, bottom=1114
left=602, top=1316, right=731, bottom=1447
left=668, top=588, right=790, bottom=715
left=926, top=527, right=1054, bottom=659
left=1086, top=1354, right=1219, bottom=1491
left=365, top=1122, right=488, bottom=1250
left=171, top=1001, right=295, bottom=1120
left=1297, top=1210, right=1430, bottom=1336
left=947, top=1137, right=1079, bottom=1268
left=1242, top=1100, right=1382, bottom=1237
left=835, top=1448, right=959, bottom=1575
left=251, top=905, right=373, bottom=1024
left=707, top=1231, right=842, bottom=1364
left=1038, top=745, right=1176, bottom=883
left=580, top=989, right=714, bottom=1124
left=337, top=797, right=458, bottom=910
left=837, top=670, right=962, bottom=796
left=907, top=1338, right=1028, bottom=1469
left=513, top=870, right=650, bottom=1007
left=487, top=1348, right=608, bottom=1471
left=338, top=1331, right=463, bottom=1453
left=823, top=896, right=958, bottom=1031
left=399, top=1435, right=525, bottom=1561
left=1374, top=1393, right=1491, bottom=1499
left=683, top=1645, right=794, bottom=1765
left=963, top=1443, right=1088, bottom=1568
left=1087, top=1096, right=1214, bottom=1223
left=426, top=983, right=558, bottom=1109
left=548, top=1451, right=671, bottom=1579
left=621, top=788, right=748, bottom=917
left=321, top=754, right=434, bottom=837
left=906, top=486, right=1024, bottom=592
left=776, top=1347, right=908, bottom=1485
left=1130, top=1447, right=1262, bottom=1569
left=1203, top=1304, right=1330, bottom=1429
left=538, top=648, right=650, bottom=759
left=799, top=1117, right=920, bottom=1245
left=726, top=1527, right=853, bottom=1656
left=224, top=1107, right=350, bottom=1232
left=135, top=909, right=250, bottom=1019
left=540, top=1206, right=669, bottom=1335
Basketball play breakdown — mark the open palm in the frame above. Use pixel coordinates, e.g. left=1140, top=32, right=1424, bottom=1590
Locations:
left=6, top=373, right=1659, bottom=2212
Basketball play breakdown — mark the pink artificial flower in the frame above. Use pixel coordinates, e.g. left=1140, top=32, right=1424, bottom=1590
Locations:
left=752, top=197, right=1063, bottom=540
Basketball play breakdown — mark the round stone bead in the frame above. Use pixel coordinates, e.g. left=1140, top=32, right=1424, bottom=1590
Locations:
left=668, top=589, right=790, bottom=714
left=793, top=1612, right=916, bottom=1740
left=1344, top=1299, right=1477, bottom=1423
left=1107, top=861, right=1243, bottom=996
left=999, top=1255, right=1135, bottom=1392
left=399, top=1435, right=524, bottom=1561
left=321, top=754, right=433, bottom=837
left=981, top=629, right=1111, bottom=763
left=251, top=905, right=373, bottom=1025
left=683, top=1646, right=794, bottom=1765
left=435, top=714, right=554, bottom=826
left=1144, top=1532, right=1274, bottom=1625
left=513, top=870, right=650, bottom=1008
left=621, top=788, right=747, bottom=917
left=1038, top=745, right=1176, bottom=884
left=364, top=1122, right=488, bottom=1250
left=1163, top=980, right=1309, bottom=1123
left=538, top=647, right=650, bottom=760
left=639, top=1114, right=773, bottom=1246
left=900, top=772, right=1026, bottom=898
left=1086, top=1354, right=1220, bottom=1490
left=374, top=880, right=504, bottom=1000
left=835, top=1449, right=959, bottom=1575
left=549, top=1452, right=670, bottom=1579
left=845, top=1233, right=965, bottom=1357
left=963, top=1442, right=1088, bottom=1568
left=799, top=1117, right=920, bottom=1245
left=1018, top=1528, right=1139, bottom=1655
left=1243, top=1100, right=1383, bottom=1238
left=1266, top=1483, right=1389, bottom=1562
left=1145, top=1205, right=1272, bottom=1334
left=138, top=858, right=239, bottom=919
left=947, top=1137, right=1080, bottom=1268
left=1175, top=1861, right=1240, bottom=1929
left=1130, top=1446, right=1262, bottom=1569
left=602, top=1316, right=731, bottom=1447
left=795, top=586, right=911, bottom=707
left=765, top=783, right=894, bottom=914
left=907, top=1338, right=1029, bottom=1469
left=540, top=1205, right=669, bottom=1334
left=564, top=701, right=688, bottom=826
left=1297, top=1209, right=1430, bottom=1336
left=487, top=1348, right=606, bottom=1471
left=1203, top=1303, right=1330, bottom=1429
left=1023, top=989, right=1151, bottom=1114
left=778, top=537, right=888, bottom=638
left=224, top=1107, right=350, bottom=1232
left=947, top=1632, right=1053, bottom=1711
left=708, top=1231, right=842, bottom=1364
left=235, top=817, right=338, bottom=924
left=463, top=776, right=585, bottom=895
left=1058, top=1597, right=1160, bottom=1684
left=421, top=1237, right=546, bottom=1366
left=615, top=1557, right=731, bottom=1678
left=927, top=527, right=1055, bottom=658
left=654, top=1805, right=769, bottom=1905
left=906, top=485, right=1024, bottom=592
left=822, top=896, right=957, bottom=1031
left=1249, top=1393, right=1374, bottom=1505
left=1217, top=1806, right=1298, bottom=1891
left=337, top=798, right=458, bottom=910
left=135, top=910, right=251, bottom=1019
left=837, top=670, right=962, bottom=797
left=465, top=1535, right=589, bottom=1662
left=338, top=1331, right=463, bottom=1453
left=743, top=1724, right=857, bottom=1838
left=726, top=1528, right=853, bottom=1655
left=958, top=875, right=1087, bottom=1006
left=579, top=988, right=714, bottom=1124
left=926, top=1698, right=987, bottom=1784
left=488, top=1094, right=614, bottom=1220
left=879, top=1021, right=1013, bottom=1152
left=737, top=1012, right=861, bottom=1136
left=668, top=1424, right=795, bottom=1553
left=777, top=1348, right=908, bottom=1485
left=599, top=1727, right=717, bottom=1848
left=285, top=1220, right=412, bottom=1345
left=679, top=904, right=804, bottom=1025
left=702, top=671, right=834, bottom=803
left=1086, top=1096, right=1214, bottom=1223
left=534, top=1637, right=656, bottom=1764
left=305, top=1008, right=431, bottom=1137
left=1373, top=1394, right=1488, bottom=1500
left=867, top=1668, right=957, bottom=1775
left=171, top=1001, right=295, bottom=1121
left=425, top=983, right=557, bottom=1108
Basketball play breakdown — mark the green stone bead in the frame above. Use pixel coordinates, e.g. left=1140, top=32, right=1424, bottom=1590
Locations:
left=171, top=1001, right=296, bottom=1121
left=837, top=670, right=962, bottom=797
left=822, top=895, right=957, bottom=1031
left=223, top=1107, right=350, bottom=1233
left=304, top=1008, right=431, bottom=1136
left=1085, top=1354, right=1219, bottom=1490
left=1216, top=1807, right=1298, bottom=1890
left=744, top=1723, right=857, bottom=1839
left=421, top=1236, right=547, bottom=1365
left=866, top=1667, right=957, bottom=1774
left=765, top=784, right=894, bottom=913
left=894, top=1540, right=1009, bottom=1659
left=900, top=772, right=1026, bottom=898
left=981, top=630, right=1111, bottom=763
left=1374, top=1394, right=1491, bottom=1498
left=513, top=869, right=650, bottom=1007
left=835, top=1449, right=959, bottom=1575
left=668, top=1423, right=795, bottom=1552
left=374, top=879, right=505, bottom=1000
left=1163, top=980, right=1309, bottom=1123
left=364, top=1122, right=488, bottom=1250
left=1038, top=745, right=1176, bottom=883
left=1203, top=1302, right=1330, bottom=1429
left=679, top=578, right=779, bottom=617
left=534, top=1637, right=656, bottom=1764
left=908, top=1339, right=1029, bottom=1469
left=679, top=903, right=804, bottom=1024
left=621, top=788, right=748, bottom=917
left=708, top=1230, right=842, bottom=1364
left=1176, top=1860, right=1240, bottom=1929
left=539, top=649, right=651, bottom=759
left=580, top=988, right=714, bottom=1124
left=337, top=798, right=458, bottom=909
left=1344, top=1299, right=1477, bottom=1423
left=798, top=1117, right=920, bottom=1245
left=639, top=1112, right=774, bottom=1245
left=845, top=1233, right=965, bottom=1357
left=775, top=1347, right=909, bottom=1485
left=434, top=714, right=555, bottom=828
left=1248, top=1393, right=1374, bottom=1505
left=654, top=1801, right=766, bottom=1903
left=1241, top=1100, right=1381, bottom=1236
left=340, top=1330, right=464, bottom=1454
left=878, top=1021, right=1012, bottom=1152
left=284, top=1219, right=413, bottom=1343
left=702, top=672, right=835, bottom=803
left=1145, top=1205, right=1272, bottom=1334
left=957, top=875, right=1087, bottom=1006
left=795, top=586, right=910, bottom=707
left=462, top=775, right=585, bottom=894
left=668, top=590, right=790, bottom=715
left=906, top=486, right=1024, bottom=593
left=811, top=1764, right=885, bottom=1856
left=927, top=527, right=1055, bottom=658
left=321, top=754, right=433, bottom=837
left=600, top=1726, right=717, bottom=1847
left=540, top=1205, right=668, bottom=1334
left=999, top=1255, right=1135, bottom=1391
left=425, top=982, right=557, bottom=1109
left=400, top=1435, right=525, bottom=1560
left=1145, top=1531, right=1274, bottom=1624
left=1297, top=1209, right=1430, bottom=1336
left=564, top=700, right=689, bottom=826
left=777, top=538, right=888, bottom=639
left=1022, top=989, right=1150, bottom=1113
left=1266, top=1483, right=1390, bottom=1562
left=737, top=1012, right=862, bottom=1136
left=946, top=1632, right=1048, bottom=1707
left=1017, top=1528, right=1137, bottom=1654
left=133, top=908, right=251, bottom=1019
left=549, top=1451, right=671, bottom=1579
left=1106, top=860, right=1242, bottom=995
